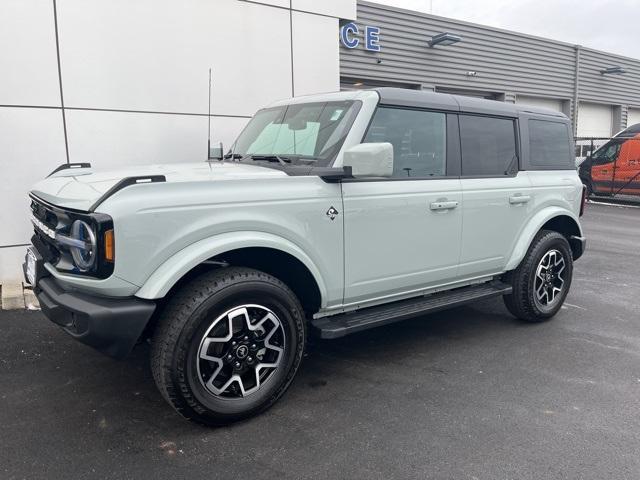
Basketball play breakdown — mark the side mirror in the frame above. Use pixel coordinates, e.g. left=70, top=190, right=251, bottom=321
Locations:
left=342, top=142, right=393, bottom=178
left=208, top=141, right=224, bottom=160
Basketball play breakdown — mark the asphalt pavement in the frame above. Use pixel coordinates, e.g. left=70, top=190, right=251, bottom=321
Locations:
left=1, top=202, right=639, bottom=480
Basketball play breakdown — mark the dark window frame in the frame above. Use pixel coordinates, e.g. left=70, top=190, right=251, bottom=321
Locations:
left=458, top=113, right=521, bottom=179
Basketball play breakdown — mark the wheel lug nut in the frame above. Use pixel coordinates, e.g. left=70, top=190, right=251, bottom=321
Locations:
left=243, top=335, right=249, bottom=341
left=231, top=341, right=237, bottom=347
left=250, top=343, right=257, bottom=350
left=226, top=354, right=233, bottom=361
left=234, top=361, right=241, bottom=369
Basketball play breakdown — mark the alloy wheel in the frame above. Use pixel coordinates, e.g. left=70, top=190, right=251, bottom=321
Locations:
left=196, top=304, right=285, bottom=398
left=534, top=249, right=566, bottom=307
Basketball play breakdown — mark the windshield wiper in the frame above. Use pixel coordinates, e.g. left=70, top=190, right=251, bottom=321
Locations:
left=223, top=153, right=243, bottom=160
left=248, top=155, right=292, bottom=166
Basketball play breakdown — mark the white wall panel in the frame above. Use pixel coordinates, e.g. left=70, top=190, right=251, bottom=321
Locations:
left=293, top=0, right=356, bottom=19
left=0, top=107, right=67, bottom=248
left=0, top=247, right=26, bottom=282
left=0, top=0, right=61, bottom=106
left=57, top=0, right=292, bottom=116
left=66, top=110, right=250, bottom=168
left=577, top=102, right=613, bottom=137
left=66, top=110, right=249, bottom=168
left=209, top=117, right=251, bottom=152
left=628, top=108, right=640, bottom=128
left=65, top=110, right=211, bottom=168
left=249, top=0, right=290, bottom=7
left=292, top=12, right=340, bottom=96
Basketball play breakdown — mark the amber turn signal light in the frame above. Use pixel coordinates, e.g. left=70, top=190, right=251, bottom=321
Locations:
left=104, top=229, right=114, bottom=262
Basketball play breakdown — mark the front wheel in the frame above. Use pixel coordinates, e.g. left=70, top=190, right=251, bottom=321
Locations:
left=150, top=267, right=306, bottom=426
left=503, top=230, right=573, bottom=322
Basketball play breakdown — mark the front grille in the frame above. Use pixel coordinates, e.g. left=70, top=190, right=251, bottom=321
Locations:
left=29, top=196, right=76, bottom=270
left=30, top=199, right=58, bottom=230
left=28, top=194, right=114, bottom=279
left=32, top=232, right=59, bottom=265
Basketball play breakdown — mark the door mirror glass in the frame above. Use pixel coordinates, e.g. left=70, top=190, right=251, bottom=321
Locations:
left=209, top=141, right=224, bottom=160
left=342, top=143, right=394, bottom=177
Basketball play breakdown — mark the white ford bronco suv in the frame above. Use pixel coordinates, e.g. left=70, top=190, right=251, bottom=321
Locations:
left=25, top=88, right=586, bottom=425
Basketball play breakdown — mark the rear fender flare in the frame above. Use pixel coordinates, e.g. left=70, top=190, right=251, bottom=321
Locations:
left=505, top=208, right=583, bottom=271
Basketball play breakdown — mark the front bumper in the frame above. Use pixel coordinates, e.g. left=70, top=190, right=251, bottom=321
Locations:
left=24, top=249, right=156, bottom=359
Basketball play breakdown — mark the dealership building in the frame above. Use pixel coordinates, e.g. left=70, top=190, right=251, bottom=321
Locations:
left=341, top=2, right=640, bottom=137
left=1, top=0, right=640, bottom=282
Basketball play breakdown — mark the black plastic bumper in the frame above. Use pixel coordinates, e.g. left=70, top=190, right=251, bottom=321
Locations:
left=32, top=275, right=156, bottom=360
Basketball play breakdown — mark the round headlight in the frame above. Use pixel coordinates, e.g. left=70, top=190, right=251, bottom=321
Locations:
left=70, top=220, right=97, bottom=271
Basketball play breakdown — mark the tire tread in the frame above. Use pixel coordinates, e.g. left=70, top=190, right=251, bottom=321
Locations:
left=150, top=267, right=305, bottom=426
left=503, top=230, right=573, bottom=323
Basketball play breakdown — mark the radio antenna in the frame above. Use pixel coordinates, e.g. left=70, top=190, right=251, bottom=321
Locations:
left=207, top=68, right=212, bottom=161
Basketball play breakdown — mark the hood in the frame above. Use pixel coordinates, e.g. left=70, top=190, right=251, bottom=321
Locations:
left=30, top=161, right=287, bottom=211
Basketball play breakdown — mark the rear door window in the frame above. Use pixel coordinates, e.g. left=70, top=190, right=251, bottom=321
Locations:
left=459, top=115, right=518, bottom=176
left=529, top=119, right=573, bottom=168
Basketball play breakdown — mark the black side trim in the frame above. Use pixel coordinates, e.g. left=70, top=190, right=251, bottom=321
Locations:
left=89, top=175, right=166, bottom=212
left=318, top=166, right=353, bottom=182
left=47, top=162, right=92, bottom=177
left=253, top=164, right=354, bottom=182
left=313, top=281, right=512, bottom=339
left=34, top=276, right=156, bottom=359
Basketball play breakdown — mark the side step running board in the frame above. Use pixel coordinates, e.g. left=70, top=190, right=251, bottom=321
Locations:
left=312, top=281, right=512, bottom=339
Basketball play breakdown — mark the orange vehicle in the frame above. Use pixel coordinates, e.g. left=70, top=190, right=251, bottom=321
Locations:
left=579, top=123, right=640, bottom=196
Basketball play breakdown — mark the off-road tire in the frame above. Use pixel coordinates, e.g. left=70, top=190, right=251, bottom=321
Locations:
left=503, top=230, right=573, bottom=322
left=150, top=267, right=306, bottom=426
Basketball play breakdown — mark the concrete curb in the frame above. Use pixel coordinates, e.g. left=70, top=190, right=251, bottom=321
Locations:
left=1, top=283, right=40, bottom=310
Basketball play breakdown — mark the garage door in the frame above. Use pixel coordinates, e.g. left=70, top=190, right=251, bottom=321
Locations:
left=577, top=102, right=613, bottom=138
left=515, top=95, right=563, bottom=112
left=627, top=108, right=640, bottom=129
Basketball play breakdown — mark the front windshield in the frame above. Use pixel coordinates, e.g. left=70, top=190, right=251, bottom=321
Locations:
left=231, top=100, right=361, bottom=167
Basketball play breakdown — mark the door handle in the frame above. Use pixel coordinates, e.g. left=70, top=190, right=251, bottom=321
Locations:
left=509, top=194, right=531, bottom=205
left=430, top=200, right=459, bottom=211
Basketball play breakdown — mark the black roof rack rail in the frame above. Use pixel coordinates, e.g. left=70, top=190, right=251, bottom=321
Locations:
left=88, top=175, right=166, bottom=212
left=47, top=162, right=92, bottom=177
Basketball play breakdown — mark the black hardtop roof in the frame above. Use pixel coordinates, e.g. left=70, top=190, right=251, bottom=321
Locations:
left=373, top=87, right=567, bottom=119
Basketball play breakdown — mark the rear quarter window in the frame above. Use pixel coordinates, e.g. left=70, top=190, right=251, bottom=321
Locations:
left=528, top=119, right=573, bottom=169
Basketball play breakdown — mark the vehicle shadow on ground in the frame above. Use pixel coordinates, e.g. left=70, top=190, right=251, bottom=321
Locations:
left=3, top=299, right=525, bottom=439
left=121, top=298, right=523, bottom=427
left=0, top=300, right=549, bottom=478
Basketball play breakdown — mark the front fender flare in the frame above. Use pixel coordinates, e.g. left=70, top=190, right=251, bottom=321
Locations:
left=134, top=231, right=328, bottom=304
left=505, top=207, right=583, bottom=271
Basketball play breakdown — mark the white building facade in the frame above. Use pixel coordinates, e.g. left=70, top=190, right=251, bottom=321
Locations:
left=0, top=0, right=356, bottom=282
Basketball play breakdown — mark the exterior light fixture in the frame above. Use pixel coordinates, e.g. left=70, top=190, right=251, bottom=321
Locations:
left=600, top=66, right=626, bottom=75
left=428, top=32, right=461, bottom=47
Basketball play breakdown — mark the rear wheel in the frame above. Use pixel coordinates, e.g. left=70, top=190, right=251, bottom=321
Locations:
left=150, top=267, right=306, bottom=426
left=503, top=230, right=573, bottom=322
